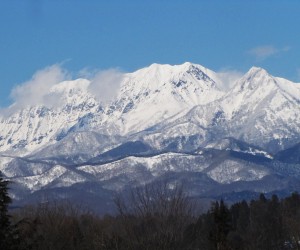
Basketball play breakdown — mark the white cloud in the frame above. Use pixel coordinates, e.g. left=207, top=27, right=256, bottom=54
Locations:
left=216, top=68, right=244, bottom=90
left=87, top=68, right=124, bottom=103
left=248, top=45, right=290, bottom=61
left=0, top=65, right=125, bottom=117
left=4, top=64, right=70, bottom=115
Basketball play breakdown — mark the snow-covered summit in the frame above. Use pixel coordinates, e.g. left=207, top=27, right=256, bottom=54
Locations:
left=120, top=62, right=222, bottom=99
left=214, top=67, right=300, bottom=151
left=112, top=63, right=224, bottom=132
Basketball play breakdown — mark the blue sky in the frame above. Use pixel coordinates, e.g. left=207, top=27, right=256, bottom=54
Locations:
left=1, top=0, right=300, bottom=107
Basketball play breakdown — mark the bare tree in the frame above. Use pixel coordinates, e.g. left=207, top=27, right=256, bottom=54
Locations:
left=114, top=181, right=194, bottom=249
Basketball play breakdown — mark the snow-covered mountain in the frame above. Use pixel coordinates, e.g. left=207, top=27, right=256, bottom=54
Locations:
left=220, top=67, right=300, bottom=152
left=1, top=62, right=300, bottom=212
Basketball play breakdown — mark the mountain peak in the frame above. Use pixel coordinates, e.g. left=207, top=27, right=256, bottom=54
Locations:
left=247, top=66, right=269, bottom=77
left=233, top=66, right=275, bottom=92
left=140, top=62, right=208, bottom=75
left=125, top=62, right=219, bottom=92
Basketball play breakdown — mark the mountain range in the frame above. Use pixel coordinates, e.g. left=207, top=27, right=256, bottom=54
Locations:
left=1, top=62, right=300, bottom=213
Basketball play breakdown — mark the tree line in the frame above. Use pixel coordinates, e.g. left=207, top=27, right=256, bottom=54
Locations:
left=1, top=171, right=300, bottom=249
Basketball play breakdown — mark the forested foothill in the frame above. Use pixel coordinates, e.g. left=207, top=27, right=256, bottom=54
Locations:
left=1, top=171, right=300, bottom=250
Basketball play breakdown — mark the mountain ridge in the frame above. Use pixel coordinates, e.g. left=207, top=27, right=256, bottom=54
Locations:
left=1, top=62, right=300, bottom=155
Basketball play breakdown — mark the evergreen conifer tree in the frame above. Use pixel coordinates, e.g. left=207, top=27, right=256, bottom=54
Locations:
left=0, top=171, right=13, bottom=249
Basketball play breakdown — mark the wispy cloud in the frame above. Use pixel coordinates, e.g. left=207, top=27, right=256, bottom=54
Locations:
left=216, top=68, right=244, bottom=90
left=88, top=68, right=124, bottom=103
left=6, top=64, right=70, bottom=114
left=248, top=45, right=290, bottom=61
left=0, top=64, right=125, bottom=117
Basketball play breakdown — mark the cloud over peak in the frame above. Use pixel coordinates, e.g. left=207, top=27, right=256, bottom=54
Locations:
left=1, top=64, right=125, bottom=116
left=9, top=64, right=70, bottom=111
left=88, top=68, right=124, bottom=103
left=216, top=68, right=244, bottom=90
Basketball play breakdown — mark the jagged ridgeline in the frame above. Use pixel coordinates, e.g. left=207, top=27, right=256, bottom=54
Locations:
left=1, top=62, right=300, bottom=212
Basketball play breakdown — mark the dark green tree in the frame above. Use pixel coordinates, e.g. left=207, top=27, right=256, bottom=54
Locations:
left=0, top=171, right=13, bottom=249
left=247, top=194, right=284, bottom=250
left=227, top=200, right=249, bottom=250
left=209, top=200, right=231, bottom=250
left=282, top=192, right=300, bottom=248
